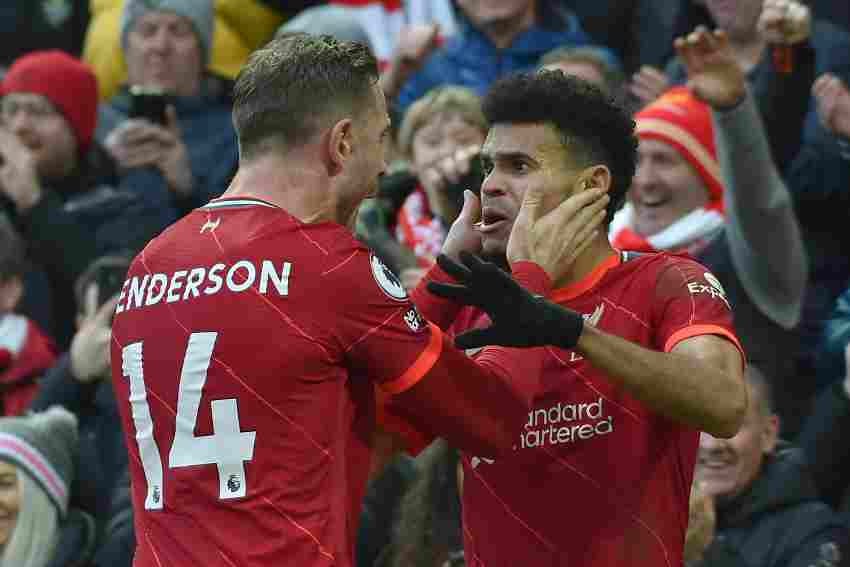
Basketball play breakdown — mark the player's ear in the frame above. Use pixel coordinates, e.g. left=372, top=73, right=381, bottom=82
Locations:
left=326, top=118, right=354, bottom=176
left=574, top=165, right=612, bottom=194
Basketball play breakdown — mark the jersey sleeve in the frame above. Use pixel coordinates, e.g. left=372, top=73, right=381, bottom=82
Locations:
left=650, top=256, right=745, bottom=360
left=329, top=248, right=442, bottom=394
left=410, top=260, right=467, bottom=331
left=377, top=262, right=553, bottom=455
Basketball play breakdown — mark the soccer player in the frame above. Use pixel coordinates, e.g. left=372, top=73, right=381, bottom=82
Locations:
left=108, top=35, right=604, bottom=566
left=388, top=32, right=749, bottom=566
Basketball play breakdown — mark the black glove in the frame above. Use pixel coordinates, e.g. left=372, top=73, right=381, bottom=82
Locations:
left=426, top=252, right=584, bottom=350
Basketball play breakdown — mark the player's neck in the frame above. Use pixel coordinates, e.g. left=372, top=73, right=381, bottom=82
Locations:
left=226, top=153, right=336, bottom=224
left=551, top=236, right=617, bottom=290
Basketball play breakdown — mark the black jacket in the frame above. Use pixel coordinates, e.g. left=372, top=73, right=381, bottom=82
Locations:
left=47, top=508, right=98, bottom=567
left=8, top=145, right=173, bottom=347
left=797, top=381, right=850, bottom=514
left=92, top=468, right=134, bottom=567
left=30, top=354, right=128, bottom=534
left=697, top=445, right=848, bottom=567
left=0, top=0, right=89, bottom=66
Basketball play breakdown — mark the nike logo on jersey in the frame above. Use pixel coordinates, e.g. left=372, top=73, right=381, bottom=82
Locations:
left=200, top=218, right=221, bottom=234
left=570, top=305, right=605, bottom=362
left=583, top=304, right=605, bottom=327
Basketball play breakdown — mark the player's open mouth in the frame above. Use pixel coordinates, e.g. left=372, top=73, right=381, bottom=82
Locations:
left=476, top=210, right=509, bottom=233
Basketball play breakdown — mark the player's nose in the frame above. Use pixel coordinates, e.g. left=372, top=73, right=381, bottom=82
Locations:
left=480, top=170, right=507, bottom=198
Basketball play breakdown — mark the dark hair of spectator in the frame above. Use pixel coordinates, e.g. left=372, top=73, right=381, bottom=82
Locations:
left=0, top=218, right=26, bottom=282
left=73, top=254, right=132, bottom=310
left=231, top=34, right=380, bottom=160
left=482, top=70, right=638, bottom=223
left=380, top=440, right=463, bottom=567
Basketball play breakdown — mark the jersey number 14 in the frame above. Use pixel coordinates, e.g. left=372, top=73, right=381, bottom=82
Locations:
left=121, top=332, right=256, bottom=510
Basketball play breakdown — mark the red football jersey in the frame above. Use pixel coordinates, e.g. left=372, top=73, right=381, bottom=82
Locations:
left=414, top=251, right=744, bottom=567
left=110, top=197, right=443, bottom=567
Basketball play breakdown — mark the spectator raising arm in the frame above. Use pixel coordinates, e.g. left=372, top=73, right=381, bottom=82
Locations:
left=678, top=27, right=807, bottom=329
left=0, top=127, right=98, bottom=289
left=380, top=24, right=442, bottom=101
left=757, top=0, right=817, bottom=167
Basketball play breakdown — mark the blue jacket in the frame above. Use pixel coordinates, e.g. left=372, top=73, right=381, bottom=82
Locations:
left=97, top=87, right=238, bottom=216
left=395, top=5, right=617, bottom=113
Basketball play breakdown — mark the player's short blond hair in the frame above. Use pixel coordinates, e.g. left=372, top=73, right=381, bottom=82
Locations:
left=397, top=86, right=487, bottom=159
left=233, top=34, right=379, bottom=159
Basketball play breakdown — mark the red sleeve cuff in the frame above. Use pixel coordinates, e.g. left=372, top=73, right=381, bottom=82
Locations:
left=664, top=324, right=747, bottom=370
left=510, top=261, right=552, bottom=297
left=381, top=322, right=444, bottom=394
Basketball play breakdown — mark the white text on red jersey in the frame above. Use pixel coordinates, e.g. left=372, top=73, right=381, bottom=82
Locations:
left=115, top=260, right=292, bottom=314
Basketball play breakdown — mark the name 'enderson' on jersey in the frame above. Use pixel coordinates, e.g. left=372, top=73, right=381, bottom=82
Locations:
left=115, top=260, right=292, bottom=314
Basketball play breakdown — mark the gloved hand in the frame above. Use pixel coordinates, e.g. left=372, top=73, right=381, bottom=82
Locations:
left=427, top=251, right=584, bottom=350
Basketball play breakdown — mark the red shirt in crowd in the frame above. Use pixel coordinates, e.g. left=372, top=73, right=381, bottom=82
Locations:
left=406, top=251, right=744, bottom=567
left=0, top=314, right=56, bottom=415
left=395, top=185, right=446, bottom=267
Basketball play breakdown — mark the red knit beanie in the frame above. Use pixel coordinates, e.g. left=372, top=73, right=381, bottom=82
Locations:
left=635, top=87, right=724, bottom=211
left=1, top=51, right=99, bottom=155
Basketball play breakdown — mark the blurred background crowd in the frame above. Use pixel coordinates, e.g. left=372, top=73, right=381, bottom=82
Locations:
left=0, top=0, right=849, bottom=566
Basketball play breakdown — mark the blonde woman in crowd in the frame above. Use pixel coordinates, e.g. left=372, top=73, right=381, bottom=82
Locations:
left=0, top=407, right=94, bottom=567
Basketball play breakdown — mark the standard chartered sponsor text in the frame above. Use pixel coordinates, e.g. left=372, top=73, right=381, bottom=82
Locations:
left=520, top=397, right=613, bottom=449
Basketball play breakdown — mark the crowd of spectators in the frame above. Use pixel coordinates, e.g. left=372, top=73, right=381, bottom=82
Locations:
left=1, top=0, right=850, bottom=565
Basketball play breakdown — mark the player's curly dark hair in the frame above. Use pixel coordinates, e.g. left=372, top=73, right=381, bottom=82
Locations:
left=482, top=70, right=638, bottom=223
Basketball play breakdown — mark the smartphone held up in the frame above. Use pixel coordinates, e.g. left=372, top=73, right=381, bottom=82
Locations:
left=129, top=85, right=168, bottom=125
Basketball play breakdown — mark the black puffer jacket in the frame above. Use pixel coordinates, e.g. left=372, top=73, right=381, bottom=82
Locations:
left=47, top=508, right=97, bottom=567
left=697, top=445, right=849, bottom=567
left=7, top=145, right=174, bottom=348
